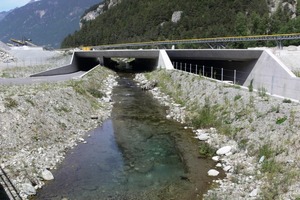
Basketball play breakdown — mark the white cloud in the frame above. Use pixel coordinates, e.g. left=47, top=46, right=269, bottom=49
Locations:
left=0, top=0, right=30, bottom=12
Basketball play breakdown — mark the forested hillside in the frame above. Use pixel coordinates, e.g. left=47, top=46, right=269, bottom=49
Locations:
left=61, top=0, right=300, bottom=48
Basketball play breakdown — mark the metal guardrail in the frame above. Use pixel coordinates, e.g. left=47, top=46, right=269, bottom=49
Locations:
left=91, top=33, right=300, bottom=49
left=0, top=167, right=22, bottom=200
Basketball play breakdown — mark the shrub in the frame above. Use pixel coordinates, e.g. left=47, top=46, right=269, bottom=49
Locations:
left=198, top=142, right=215, bottom=158
left=4, top=97, right=18, bottom=108
left=282, top=99, right=292, bottom=103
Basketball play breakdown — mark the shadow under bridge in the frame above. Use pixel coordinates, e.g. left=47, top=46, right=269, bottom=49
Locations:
left=31, top=50, right=161, bottom=77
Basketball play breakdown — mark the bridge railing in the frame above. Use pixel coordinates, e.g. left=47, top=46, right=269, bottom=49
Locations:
left=172, top=61, right=300, bottom=100
left=94, top=33, right=300, bottom=49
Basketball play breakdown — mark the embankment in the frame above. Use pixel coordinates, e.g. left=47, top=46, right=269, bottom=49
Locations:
left=0, top=66, right=117, bottom=199
left=136, top=69, right=300, bottom=199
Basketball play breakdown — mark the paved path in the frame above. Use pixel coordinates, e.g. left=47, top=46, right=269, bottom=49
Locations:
left=0, top=71, right=86, bottom=85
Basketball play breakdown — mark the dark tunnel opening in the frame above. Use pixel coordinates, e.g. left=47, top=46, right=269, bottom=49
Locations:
left=103, top=57, right=158, bottom=73
left=74, top=56, right=100, bottom=72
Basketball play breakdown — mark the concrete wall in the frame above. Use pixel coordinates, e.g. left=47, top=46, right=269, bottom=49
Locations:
left=158, top=50, right=174, bottom=70
left=244, top=49, right=300, bottom=100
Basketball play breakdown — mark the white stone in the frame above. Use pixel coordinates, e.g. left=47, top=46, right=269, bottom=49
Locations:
left=258, top=156, right=265, bottom=164
left=196, top=133, right=210, bottom=141
left=225, top=152, right=233, bottom=156
left=212, top=156, right=220, bottom=162
left=171, top=11, right=183, bottom=23
left=216, top=146, right=232, bottom=155
left=22, top=183, right=36, bottom=195
left=223, top=165, right=232, bottom=172
left=208, top=169, right=219, bottom=176
left=249, top=188, right=258, bottom=197
left=41, top=169, right=54, bottom=181
left=216, top=163, right=222, bottom=168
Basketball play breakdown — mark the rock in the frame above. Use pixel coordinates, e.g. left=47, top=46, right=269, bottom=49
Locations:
left=208, top=169, right=219, bottom=177
left=171, top=11, right=183, bottom=23
left=249, top=188, right=258, bottom=197
left=216, top=146, right=232, bottom=155
left=223, top=165, right=232, bottom=172
left=41, top=169, right=54, bottom=181
left=22, top=183, right=36, bottom=195
left=258, top=156, right=265, bottom=164
left=196, top=133, right=210, bottom=141
left=212, top=156, right=220, bottom=162
left=141, top=80, right=158, bottom=90
left=91, top=115, right=99, bottom=119
left=216, top=163, right=222, bottom=168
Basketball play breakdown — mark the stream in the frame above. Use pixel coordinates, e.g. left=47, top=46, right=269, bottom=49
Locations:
left=33, top=73, right=218, bottom=200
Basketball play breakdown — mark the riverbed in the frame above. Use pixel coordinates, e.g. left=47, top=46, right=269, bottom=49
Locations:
left=32, top=73, right=219, bottom=200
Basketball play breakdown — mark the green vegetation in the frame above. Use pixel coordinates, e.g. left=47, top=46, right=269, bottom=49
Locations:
left=248, top=79, right=254, bottom=92
left=4, top=97, right=18, bottom=108
left=234, top=94, right=242, bottom=101
left=61, top=0, right=300, bottom=48
left=276, top=116, right=287, bottom=124
left=258, top=86, right=267, bottom=97
left=198, top=142, right=215, bottom=158
left=283, top=98, right=292, bottom=103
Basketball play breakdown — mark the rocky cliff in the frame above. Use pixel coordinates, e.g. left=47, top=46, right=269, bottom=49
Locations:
left=80, top=0, right=121, bottom=28
left=268, top=0, right=298, bottom=18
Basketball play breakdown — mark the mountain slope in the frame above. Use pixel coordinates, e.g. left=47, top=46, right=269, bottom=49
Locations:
left=0, top=11, right=10, bottom=21
left=62, top=0, right=300, bottom=48
left=0, top=0, right=102, bottom=48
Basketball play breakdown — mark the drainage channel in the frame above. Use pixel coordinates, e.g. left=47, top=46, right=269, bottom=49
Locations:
left=31, top=73, right=220, bottom=200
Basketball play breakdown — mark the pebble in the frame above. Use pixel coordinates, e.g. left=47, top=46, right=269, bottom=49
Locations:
left=212, top=156, right=220, bottom=162
left=216, top=146, right=232, bottom=155
left=216, top=163, right=222, bottom=168
left=258, top=156, right=265, bottom=164
left=249, top=188, right=258, bottom=197
left=196, top=133, right=210, bottom=141
left=41, top=169, right=54, bottom=181
left=22, top=183, right=36, bottom=195
left=208, top=169, right=220, bottom=176
left=223, top=166, right=232, bottom=172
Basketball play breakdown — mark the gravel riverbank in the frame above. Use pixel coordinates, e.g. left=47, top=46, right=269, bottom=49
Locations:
left=0, top=66, right=117, bottom=199
left=135, top=69, right=300, bottom=200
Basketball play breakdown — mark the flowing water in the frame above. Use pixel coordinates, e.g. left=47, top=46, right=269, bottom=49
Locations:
left=33, top=73, right=218, bottom=200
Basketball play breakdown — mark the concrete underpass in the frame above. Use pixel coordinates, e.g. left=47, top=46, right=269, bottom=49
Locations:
left=31, top=49, right=300, bottom=100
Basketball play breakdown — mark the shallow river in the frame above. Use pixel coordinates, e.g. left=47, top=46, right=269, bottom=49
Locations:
left=33, top=73, right=219, bottom=200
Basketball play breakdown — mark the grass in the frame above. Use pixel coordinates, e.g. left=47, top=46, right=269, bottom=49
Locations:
left=4, top=97, right=18, bottom=108
left=248, top=79, right=254, bottom=92
left=198, top=142, right=215, bottom=158
left=258, top=86, right=267, bottom=97
left=234, top=94, right=242, bottom=101
left=292, top=70, right=300, bottom=77
left=276, top=116, right=287, bottom=124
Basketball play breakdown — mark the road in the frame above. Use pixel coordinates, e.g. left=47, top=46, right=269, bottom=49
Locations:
left=0, top=71, right=86, bottom=85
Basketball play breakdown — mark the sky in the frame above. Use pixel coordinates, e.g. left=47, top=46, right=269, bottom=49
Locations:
left=0, top=0, right=30, bottom=12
